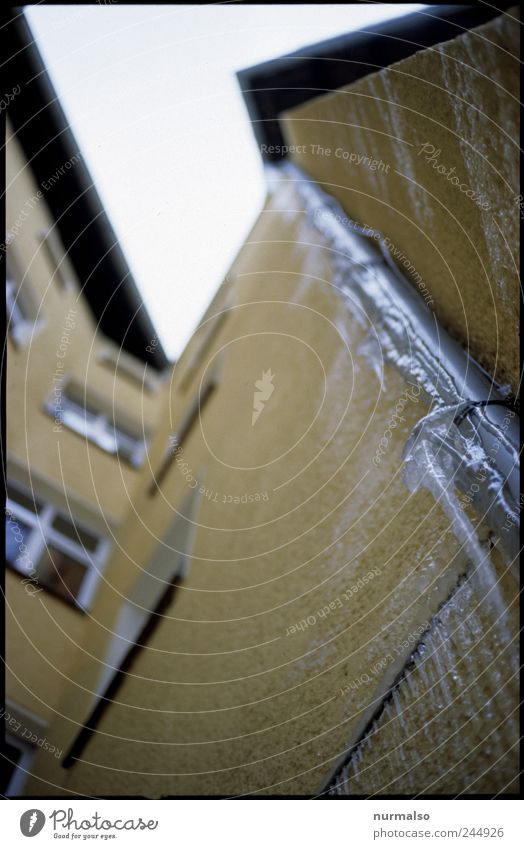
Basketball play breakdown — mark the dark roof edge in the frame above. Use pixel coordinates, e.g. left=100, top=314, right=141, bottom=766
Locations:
left=237, top=3, right=515, bottom=161
left=5, top=7, right=169, bottom=370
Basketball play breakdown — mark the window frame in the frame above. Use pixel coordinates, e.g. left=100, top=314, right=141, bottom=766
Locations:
left=4, top=730, right=37, bottom=797
left=6, top=480, right=111, bottom=611
left=63, top=486, right=201, bottom=767
left=44, top=383, right=148, bottom=469
left=37, top=227, right=73, bottom=290
left=6, top=256, right=42, bottom=348
left=98, top=346, right=161, bottom=395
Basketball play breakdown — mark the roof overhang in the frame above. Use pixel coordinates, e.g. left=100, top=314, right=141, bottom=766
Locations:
left=237, top=4, right=512, bottom=161
left=5, top=7, right=169, bottom=370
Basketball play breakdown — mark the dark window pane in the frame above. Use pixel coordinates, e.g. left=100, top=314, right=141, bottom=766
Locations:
left=63, top=387, right=100, bottom=420
left=51, top=514, right=100, bottom=553
left=1, top=738, right=22, bottom=795
left=36, top=546, right=87, bottom=603
left=6, top=481, right=43, bottom=514
left=5, top=515, right=33, bottom=571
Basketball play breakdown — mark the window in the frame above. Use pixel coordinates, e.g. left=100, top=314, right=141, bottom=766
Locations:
left=3, top=732, right=37, bottom=797
left=5, top=479, right=110, bottom=610
left=6, top=257, right=40, bottom=348
left=38, top=228, right=72, bottom=289
left=98, top=347, right=161, bottom=394
left=2, top=703, right=49, bottom=797
left=45, top=382, right=147, bottom=468
left=63, top=487, right=201, bottom=767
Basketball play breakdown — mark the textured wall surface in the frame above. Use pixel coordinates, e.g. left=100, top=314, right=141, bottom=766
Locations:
left=26, top=175, right=517, bottom=797
left=5, top=572, right=87, bottom=723
left=6, top=127, right=167, bottom=722
left=327, top=559, right=519, bottom=796
left=283, top=10, right=520, bottom=392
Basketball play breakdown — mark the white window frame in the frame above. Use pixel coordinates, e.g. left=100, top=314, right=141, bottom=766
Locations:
left=98, top=346, right=161, bottom=394
left=63, top=485, right=202, bottom=767
left=94, top=486, right=201, bottom=698
left=38, top=227, right=73, bottom=290
left=6, top=258, right=41, bottom=348
left=6, top=480, right=111, bottom=610
left=4, top=730, right=37, bottom=797
left=45, top=386, right=147, bottom=469
left=3, top=701, right=49, bottom=797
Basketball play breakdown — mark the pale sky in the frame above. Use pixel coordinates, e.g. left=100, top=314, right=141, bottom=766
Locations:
left=26, top=4, right=423, bottom=360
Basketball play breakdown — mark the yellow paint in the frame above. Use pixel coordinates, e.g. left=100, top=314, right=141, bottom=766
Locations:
left=27, top=177, right=517, bottom=797
left=10, top=11, right=519, bottom=797
left=6, top=125, right=168, bottom=724
left=282, top=10, right=520, bottom=392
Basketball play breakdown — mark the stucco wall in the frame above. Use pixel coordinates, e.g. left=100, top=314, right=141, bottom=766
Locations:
left=282, top=9, right=520, bottom=393
left=22, top=12, right=519, bottom=796
left=327, top=559, right=519, bottom=795
left=27, top=175, right=516, bottom=797
left=6, top=127, right=168, bottom=724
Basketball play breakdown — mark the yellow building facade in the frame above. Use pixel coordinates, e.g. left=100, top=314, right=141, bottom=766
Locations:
left=5, top=6, right=520, bottom=798
left=4, top=117, right=168, bottom=793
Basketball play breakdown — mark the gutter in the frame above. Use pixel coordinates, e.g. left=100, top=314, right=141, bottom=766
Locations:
left=274, top=161, right=519, bottom=565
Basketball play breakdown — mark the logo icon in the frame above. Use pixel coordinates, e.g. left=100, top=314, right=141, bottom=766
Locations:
left=252, top=369, right=275, bottom=426
left=20, top=810, right=46, bottom=837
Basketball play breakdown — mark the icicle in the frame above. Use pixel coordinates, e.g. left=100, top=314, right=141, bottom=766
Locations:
left=402, top=403, right=510, bottom=642
left=431, top=622, right=453, bottom=707
left=392, top=687, right=408, bottom=739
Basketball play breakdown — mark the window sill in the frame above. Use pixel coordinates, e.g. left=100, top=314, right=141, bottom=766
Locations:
left=6, top=562, right=87, bottom=613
